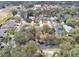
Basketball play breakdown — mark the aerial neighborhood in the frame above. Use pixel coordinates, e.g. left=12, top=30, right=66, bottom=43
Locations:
left=0, top=1, right=79, bottom=57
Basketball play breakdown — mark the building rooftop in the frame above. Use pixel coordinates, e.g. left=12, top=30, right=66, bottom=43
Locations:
left=0, top=29, right=6, bottom=37
left=1, top=20, right=16, bottom=29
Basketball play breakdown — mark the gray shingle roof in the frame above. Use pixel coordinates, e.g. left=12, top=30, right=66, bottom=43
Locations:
left=1, top=20, right=16, bottom=29
left=0, top=29, right=5, bottom=37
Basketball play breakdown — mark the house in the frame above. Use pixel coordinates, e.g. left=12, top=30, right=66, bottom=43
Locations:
left=34, top=4, right=41, bottom=8
left=55, top=25, right=64, bottom=34
left=42, top=4, right=48, bottom=10
left=63, top=25, right=74, bottom=33
left=50, top=17, right=55, bottom=21
left=50, top=16, right=57, bottom=21
left=0, top=29, right=6, bottom=37
left=1, top=20, right=16, bottom=29
left=29, top=16, right=35, bottom=21
left=60, top=15, right=66, bottom=22
left=53, top=5, right=60, bottom=8
left=0, top=42, right=5, bottom=48
left=43, top=16, right=50, bottom=20
left=49, top=5, right=53, bottom=9
left=33, top=4, right=41, bottom=10
left=38, top=15, right=43, bottom=20
left=61, top=22, right=74, bottom=33
left=51, top=21, right=57, bottom=27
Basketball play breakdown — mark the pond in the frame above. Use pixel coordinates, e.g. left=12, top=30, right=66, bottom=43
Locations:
left=39, top=44, right=58, bottom=49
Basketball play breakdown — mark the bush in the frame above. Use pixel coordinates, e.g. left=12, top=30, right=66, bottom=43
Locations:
left=54, top=42, right=74, bottom=57
left=55, top=36, right=76, bottom=57
left=70, top=29, right=79, bottom=43
left=12, top=10, right=17, bottom=16
left=10, top=46, right=26, bottom=57
left=25, top=41, right=38, bottom=56
left=66, top=15, right=76, bottom=28
left=59, top=42, right=73, bottom=51
left=47, top=39, right=60, bottom=46
left=15, top=32, right=29, bottom=44
left=0, top=46, right=26, bottom=57
left=7, top=28, right=17, bottom=35
left=0, top=46, right=12, bottom=57
left=60, top=36, right=76, bottom=46
left=48, top=28, right=55, bottom=34
left=42, top=25, right=49, bottom=33
left=69, top=48, right=79, bottom=57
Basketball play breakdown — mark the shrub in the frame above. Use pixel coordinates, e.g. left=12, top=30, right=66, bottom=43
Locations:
left=69, top=48, right=79, bottom=57
left=55, top=36, right=76, bottom=57
left=42, top=25, right=49, bottom=33
left=15, top=32, right=29, bottom=44
left=25, top=41, right=38, bottom=56
left=12, top=10, right=17, bottom=16
left=10, top=46, right=26, bottom=57
left=0, top=46, right=12, bottom=57
left=7, top=28, right=17, bottom=35
left=66, top=15, right=76, bottom=28
left=59, top=42, right=73, bottom=51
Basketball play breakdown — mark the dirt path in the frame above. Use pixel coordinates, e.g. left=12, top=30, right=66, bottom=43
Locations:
left=42, top=48, right=60, bottom=57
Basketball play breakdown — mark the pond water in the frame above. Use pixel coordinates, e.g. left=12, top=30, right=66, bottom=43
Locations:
left=39, top=44, right=50, bottom=49
left=39, top=44, right=58, bottom=49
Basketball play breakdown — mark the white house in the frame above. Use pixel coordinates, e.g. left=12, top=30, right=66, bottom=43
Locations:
left=34, top=4, right=41, bottom=8
left=61, top=22, right=74, bottom=33
left=29, top=16, right=35, bottom=21
left=0, top=42, right=5, bottom=48
left=50, top=16, right=57, bottom=21
left=63, top=25, right=74, bottom=33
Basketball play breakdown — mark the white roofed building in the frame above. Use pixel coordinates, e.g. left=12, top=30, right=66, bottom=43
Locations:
left=29, top=16, right=35, bottom=21
left=34, top=4, right=41, bottom=8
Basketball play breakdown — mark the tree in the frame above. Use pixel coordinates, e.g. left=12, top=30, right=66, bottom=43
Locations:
left=53, top=36, right=76, bottom=57
left=7, top=28, right=17, bottom=35
left=12, top=10, right=17, bottom=16
left=14, top=32, right=29, bottom=45
left=53, top=43, right=74, bottom=57
left=42, top=25, right=50, bottom=33
left=10, top=46, right=26, bottom=57
left=27, top=10, right=34, bottom=17
left=25, top=41, right=38, bottom=57
left=66, top=15, right=76, bottom=28
left=48, top=27, right=55, bottom=34
left=0, top=46, right=12, bottom=57
left=3, top=28, right=17, bottom=44
left=69, top=47, right=79, bottom=57
left=69, top=29, right=79, bottom=43
left=76, top=19, right=79, bottom=27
